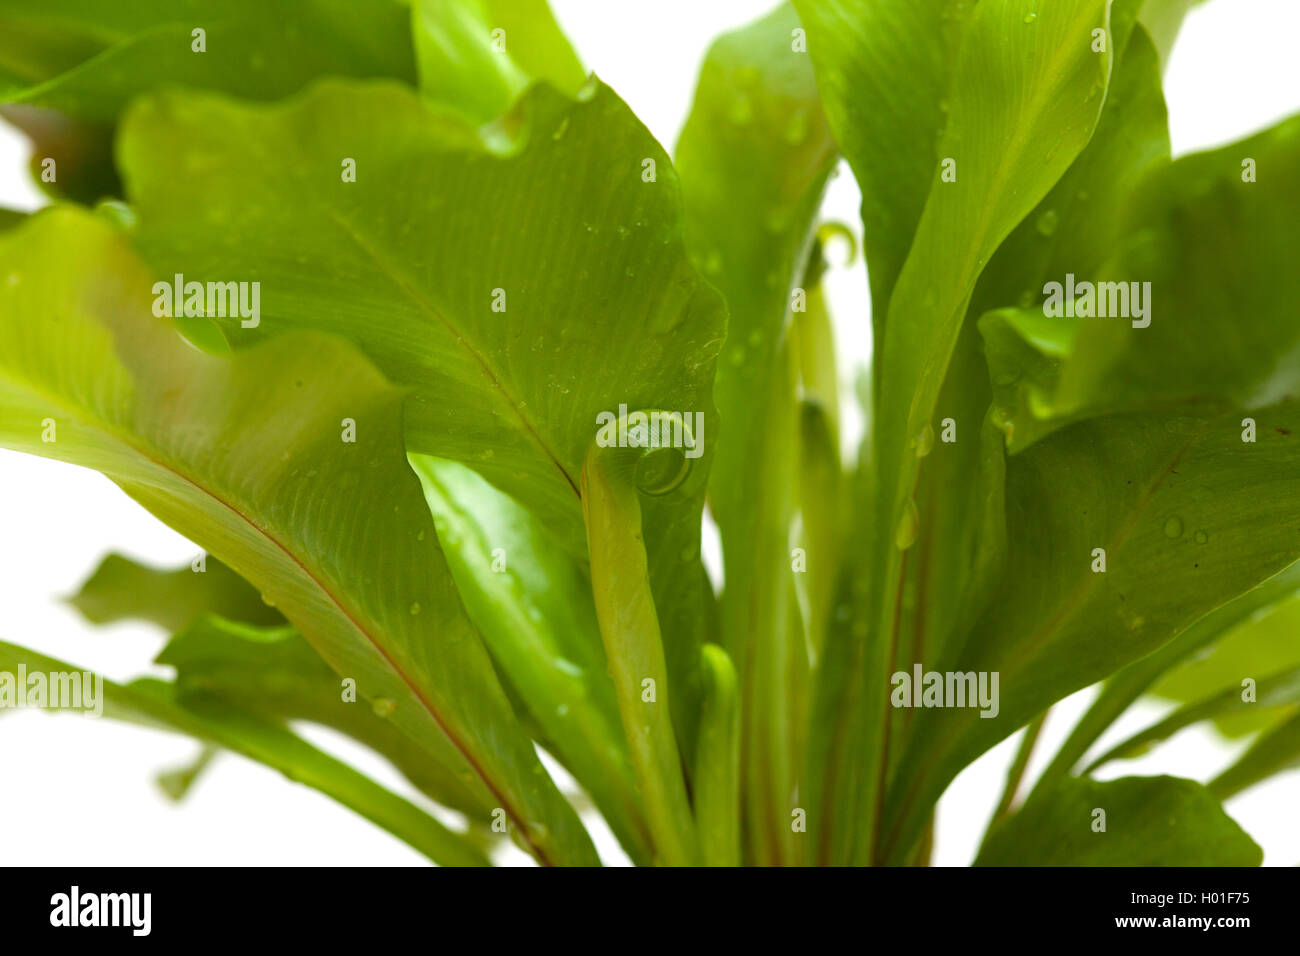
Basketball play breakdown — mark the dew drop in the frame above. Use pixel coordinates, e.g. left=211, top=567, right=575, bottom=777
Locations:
left=895, top=499, right=920, bottom=550
left=784, top=109, right=810, bottom=146
left=525, top=821, right=551, bottom=843
left=764, top=207, right=791, bottom=233
left=409, top=602, right=422, bottom=616
left=555, top=658, right=584, bottom=678
left=1194, top=530, right=1209, bottom=544
left=371, top=697, right=396, bottom=717
left=1024, top=12, right=1038, bottom=23
left=551, top=116, right=570, bottom=140
left=991, top=406, right=1015, bottom=437
left=98, top=200, right=136, bottom=230
left=1036, top=209, right=1059, bottom=237
left=913, top=423, right=935, bottom=458
left=728, top=95, right=754, bottom=125
left=728, top=348, right=746, bottom=367
left=1163, top=516, right=1184, bottom=539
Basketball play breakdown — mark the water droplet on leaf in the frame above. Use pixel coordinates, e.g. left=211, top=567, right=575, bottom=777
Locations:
left=913, top=424, right=935, bottom=458
left=784, top=109, right=810, bottom=145
left=764, top=207, right=791, bottom=233
left=991, top=406, right=1015, bottom=438
left=728, top=96, right=754, bottom=125
left=554, top=658, right=584, bottom=677
left=895, top=499, right=920, bottom=550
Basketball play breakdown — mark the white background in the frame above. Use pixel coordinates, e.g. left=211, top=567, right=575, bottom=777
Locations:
left=1, top=0, right=1298, bottom=866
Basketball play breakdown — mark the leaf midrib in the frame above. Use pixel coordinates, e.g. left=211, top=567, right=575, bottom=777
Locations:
left=860, top=2, right=1112, bottom=863
left=320, top=203, right=581, bottom=501
left=898, top=4, right=1109, bottom=432
left=882, top=419, right=1206, bottom=861
left=4, top=370, right=555, bottom=864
